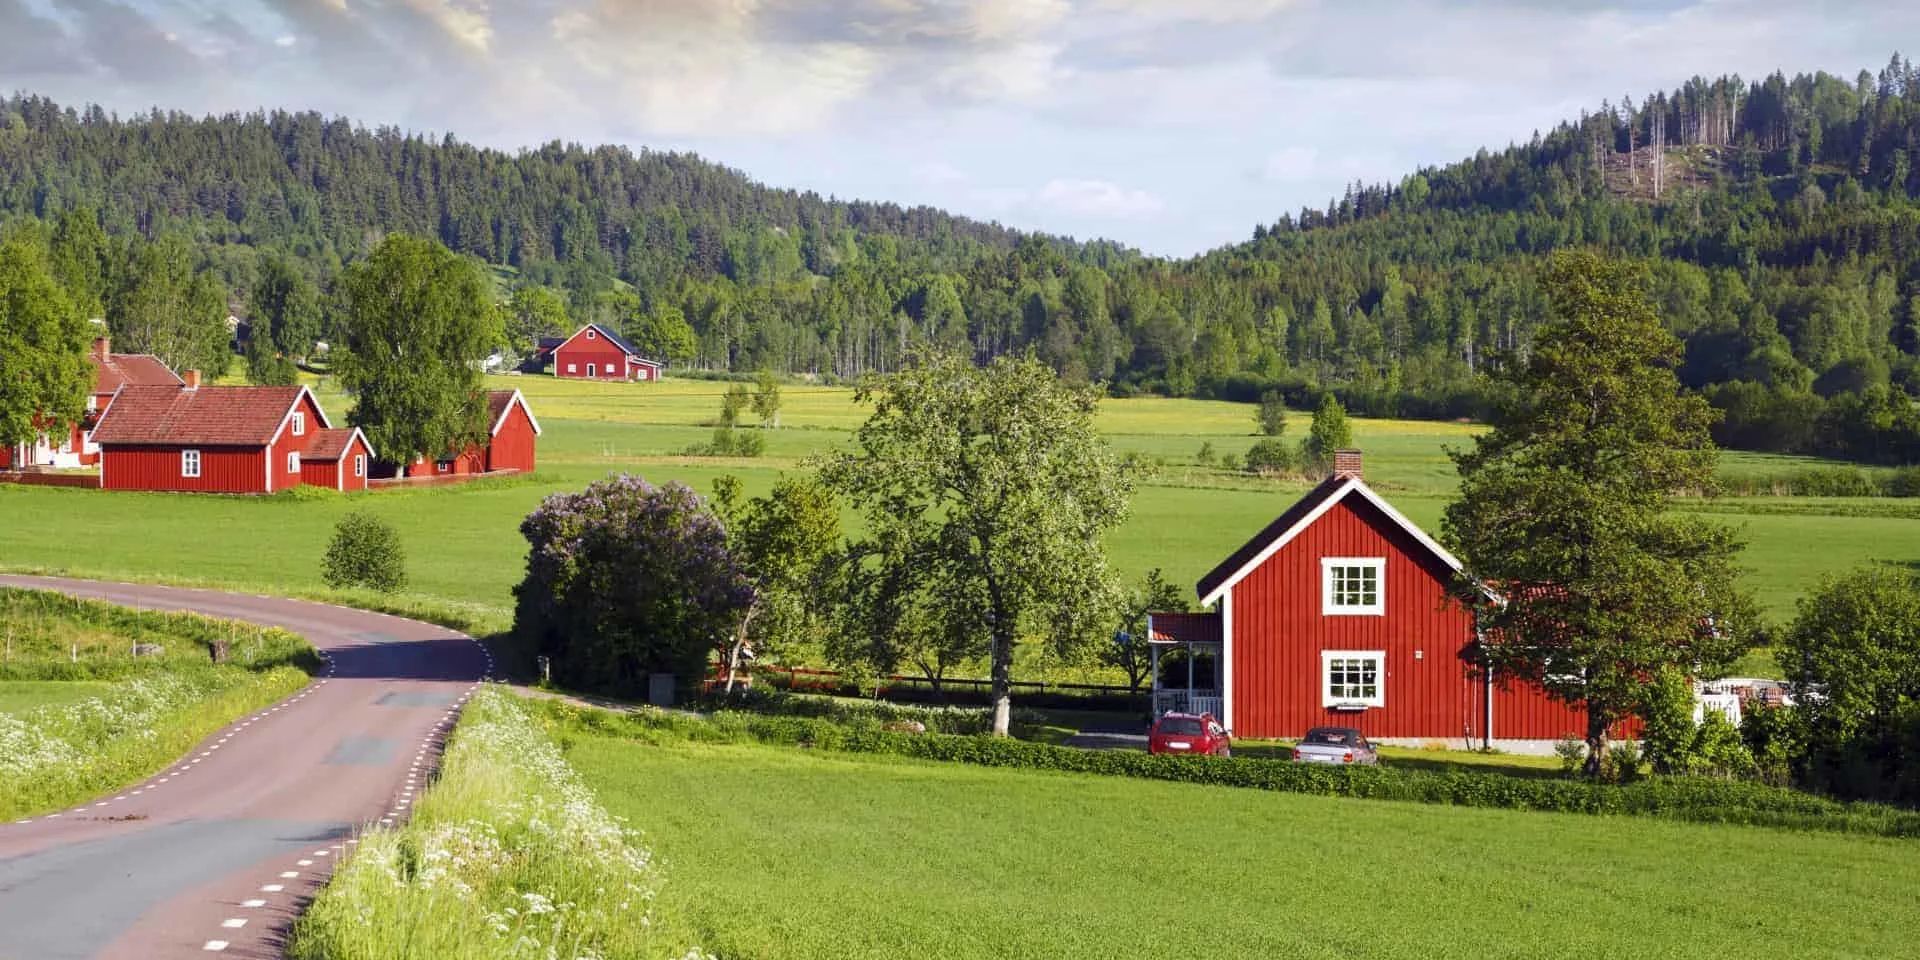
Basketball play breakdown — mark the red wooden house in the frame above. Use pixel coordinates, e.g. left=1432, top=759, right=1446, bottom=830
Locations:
left=414, top=389, right=541, bottom=477
left=1149, top=451, right=1604, bottom=752
left=4, top=337, right=181, bottom=470
left=300, top=427, right=376, bottom=492
left=91, top=374, right=331, bottom=494
left=550, top=324, right=663, bottom=382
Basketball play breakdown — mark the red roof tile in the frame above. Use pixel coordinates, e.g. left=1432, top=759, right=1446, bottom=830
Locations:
left=92, top=353, right=182, bottom=395
left=92, top=386, right=311, bottom=446
left=304, top=427, right=368, bottom=461
left=1148, top=612, right=1221, bottom=645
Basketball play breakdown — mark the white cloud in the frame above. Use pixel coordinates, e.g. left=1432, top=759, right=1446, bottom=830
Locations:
left=1263, top=146, right=1317, bottom=182
left=1037, top=178, right=1165, bottom=219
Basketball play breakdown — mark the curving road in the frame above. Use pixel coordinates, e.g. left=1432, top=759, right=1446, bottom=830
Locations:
left=0, top=575, right=493, bottom=959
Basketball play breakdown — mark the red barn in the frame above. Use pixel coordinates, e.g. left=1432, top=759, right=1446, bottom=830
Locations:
left=92, top=375, right=331, bottom=495
left=416, top=389, right=542, bottom=477
left=1150, top=451, right=1611, bottom=752
left=550, top=324, right=663, bottom=382
left=300, top=428, right=376, bottom=492
left=5, top=337, right=181, bottom=470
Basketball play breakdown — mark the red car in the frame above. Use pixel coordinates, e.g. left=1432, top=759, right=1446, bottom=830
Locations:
left=1147, top=712, right=1232, bottom=757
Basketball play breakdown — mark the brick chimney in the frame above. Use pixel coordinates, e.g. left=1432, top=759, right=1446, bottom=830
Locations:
left=92, top=336, right=110, bottom=360
left=182, top=369, right=201, bottom=389
left=1333, top=449, right=1363, bottom=479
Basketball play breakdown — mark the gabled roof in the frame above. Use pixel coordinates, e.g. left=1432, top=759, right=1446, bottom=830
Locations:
left=305, top=427, right=374, bottom=462
left=1147, top=612, right=1221, bottom=645
left=534, top=336, right=567, bottom=356
left=1195, top=474, right=1470, bottom=606
left=92, top=353, right=181, bottom=395
left=92, top=385, right=326, bottom=447
left=556, top=323, right=647, bottom=359
left=486, top=389, right=542, bottom=437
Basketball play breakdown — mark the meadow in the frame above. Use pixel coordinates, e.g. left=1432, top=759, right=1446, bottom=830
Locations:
left=2, top=372, right=1917, bottom=653
left=567, top=731, right=1920, bottom=960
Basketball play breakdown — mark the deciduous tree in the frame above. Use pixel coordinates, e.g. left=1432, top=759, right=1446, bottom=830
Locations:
left=0, top=238, right=90, bottom=454
left=1102, top=568, right=1188, bottom=694
left=107, top=234, right=230, bottom=376
left=1443, top=251, right=1755, bottom=775
left=712, top=474, right=841, bottom=692
left=335, top=235, right=501, bottom=473
left=823, top=352, right=1131, bottom=734
left=245, top=254, right=319, bottom=385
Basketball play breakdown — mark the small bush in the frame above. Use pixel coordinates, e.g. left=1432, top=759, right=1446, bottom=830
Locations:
left=322, top=511, right=407, bottom=592
left=1244, top=437, right=1294, bottom=474
left=1554, top=734, right=1587, bottom=775
left=1195, top=441, right=1216, bottom=467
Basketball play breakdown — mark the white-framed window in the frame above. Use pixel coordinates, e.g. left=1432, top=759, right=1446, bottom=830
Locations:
left=586, top=328, right=597, bottom=339
left=181, top=449, right=201, bottom=478
left=287, top=451, right=300, bottom=473
left=1321, top=557, right=1386, bottom=615
left=353, top=454, right=366, bottom=478
left=1321, top=650, right=1386, bottom=708
left=566, top=363, right=578, bottom=374
left=291, top=411, right=305, bottom=436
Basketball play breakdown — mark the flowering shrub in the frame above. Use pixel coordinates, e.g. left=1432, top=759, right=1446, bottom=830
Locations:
left=513, top=475, right=752, bottom=697
left=291, top=688, right=710, bottom=960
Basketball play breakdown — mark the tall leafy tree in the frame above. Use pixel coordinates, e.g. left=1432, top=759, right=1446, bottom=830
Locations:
left=711, top=474, right=842, bottom=692
left=336, top=235, right=501, bottom=472
left=505, top=285, right=570, bottom=356
left=823, top=352, right=1132, bottom=734
left=0, top=238, right=90, bottom=453
left=625, top=303, right=698, bottom=365
left=46, top=206, right=110, bottom=319
left=1442, top=251, right=1755, bottom=774
left=245, top=254, right=319, bottom=385
left=107, top=234, right=230, bottom=376
left=1102, top=568, right=1189, bottom=695
left=1781, top=567, right=1920, bottom=804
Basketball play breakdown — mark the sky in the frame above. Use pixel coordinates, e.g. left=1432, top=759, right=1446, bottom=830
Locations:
left=0, top=1, right=1915, bottom=257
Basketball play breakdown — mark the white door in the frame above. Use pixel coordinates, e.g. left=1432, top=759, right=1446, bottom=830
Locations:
left=587, top=363, right=597, bottom=378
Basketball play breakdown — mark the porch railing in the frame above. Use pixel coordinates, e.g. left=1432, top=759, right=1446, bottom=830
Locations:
left=1153, top=690, right=1224, bottom=718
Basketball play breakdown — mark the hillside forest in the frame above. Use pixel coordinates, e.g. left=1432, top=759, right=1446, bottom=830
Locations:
left=4, top=56, right=1920, bottom=462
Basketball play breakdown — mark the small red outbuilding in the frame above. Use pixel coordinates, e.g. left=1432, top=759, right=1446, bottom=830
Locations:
left=550, top=324, right=663, bottom=382
left=418, top=389, right=542, bottom=477
left=300, top=427, right=376, bottom=492
left=1150, top=451, right=1614, bottom=752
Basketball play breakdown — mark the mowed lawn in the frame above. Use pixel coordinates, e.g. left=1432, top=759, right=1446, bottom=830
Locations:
left=570, top=735, right=1920, bottom=960
left=2, top=373, right=1917, bottom=629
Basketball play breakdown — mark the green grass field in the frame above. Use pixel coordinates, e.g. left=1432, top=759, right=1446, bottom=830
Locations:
left=567, top=733, right=1920, bottom=960
left=4, top=372, right=1917, bottom=644
left=0, top=679, right=115, bottom=714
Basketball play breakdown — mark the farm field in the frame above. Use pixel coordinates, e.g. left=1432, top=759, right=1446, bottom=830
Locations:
left=4, top=373, right=1918, bottom=635
left=569, top=733, right=1920, bottom=960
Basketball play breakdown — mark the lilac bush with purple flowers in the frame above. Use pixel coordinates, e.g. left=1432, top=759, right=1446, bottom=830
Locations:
left=513, top=475, right=753, bottom=697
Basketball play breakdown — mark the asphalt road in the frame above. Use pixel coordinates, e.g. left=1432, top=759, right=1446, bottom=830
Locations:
left=0, top=575, right=492, bottom=959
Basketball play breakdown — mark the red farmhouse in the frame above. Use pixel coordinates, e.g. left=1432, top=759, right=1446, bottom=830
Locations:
left=550, top=324, right=663, bottom=382
left=3, top=337, right=181, bottom=470
left=1149, top=451, right=1601, bottom=752
left=91, top=375, right=333, bottom=494
left=418, top=389, right=542, bottom=476
left=300, top=427, right=376, bottom=492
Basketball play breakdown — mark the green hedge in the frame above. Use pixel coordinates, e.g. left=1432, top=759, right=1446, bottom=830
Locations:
left=540, top=703, right=1920, bottom=839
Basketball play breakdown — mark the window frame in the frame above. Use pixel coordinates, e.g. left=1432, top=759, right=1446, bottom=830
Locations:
left=353, top=453, right=366, bottom=478
left=566, top=363, right=578, bottom=374
left=1320, top=557, right=1386, bottom=616
left=181, top=448, right=201, bottom=478
left=586, top=328, right=597, bottom=339
left=287, top=450, right=300, bottom=474
left=1320, top=650, right=1386, bottom=709
left=291, top=411, right=305, bottom=436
